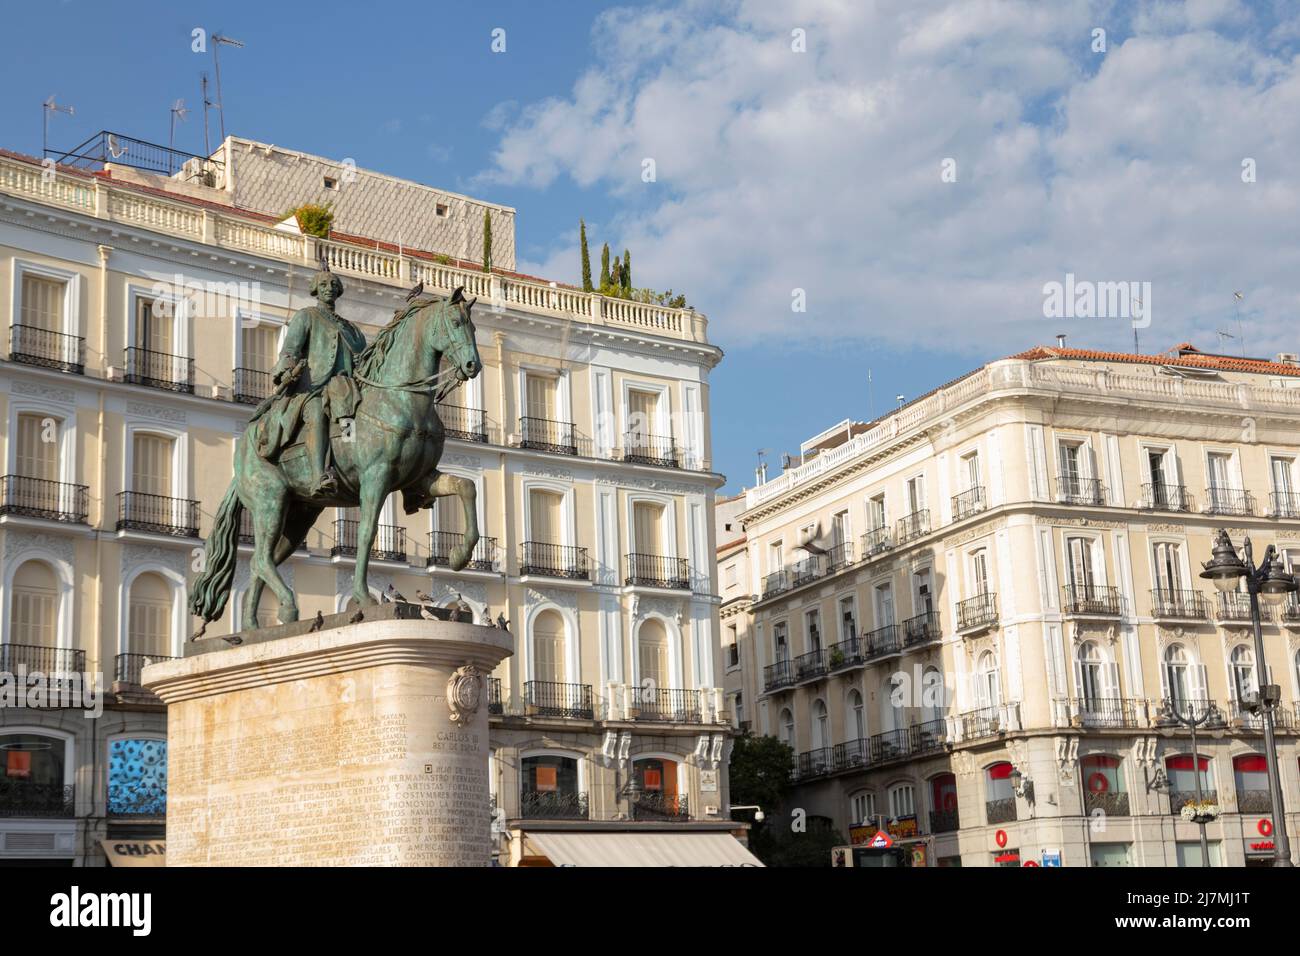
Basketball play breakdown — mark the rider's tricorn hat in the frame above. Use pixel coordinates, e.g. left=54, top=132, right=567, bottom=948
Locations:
left=310, top=248, right=343, bottom=298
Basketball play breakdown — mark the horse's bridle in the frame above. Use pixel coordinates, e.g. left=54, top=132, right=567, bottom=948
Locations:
left=352, top=298, right=472, bottom=401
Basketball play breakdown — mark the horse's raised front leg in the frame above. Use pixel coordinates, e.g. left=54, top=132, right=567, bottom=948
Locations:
left=423, top=471, right=479, bottom=571
left=351, top=482, right=387, bottom=612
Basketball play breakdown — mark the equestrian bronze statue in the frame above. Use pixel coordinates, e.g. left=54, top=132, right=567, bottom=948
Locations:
left=190, top=260, right=483, bottom=634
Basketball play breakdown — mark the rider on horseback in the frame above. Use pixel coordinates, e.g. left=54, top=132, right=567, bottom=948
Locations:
left=256, top=259, right=367, bottom=496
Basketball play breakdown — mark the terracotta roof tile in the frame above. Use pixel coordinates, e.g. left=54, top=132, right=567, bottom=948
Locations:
left=1009, top=344, right=1300, bottom=377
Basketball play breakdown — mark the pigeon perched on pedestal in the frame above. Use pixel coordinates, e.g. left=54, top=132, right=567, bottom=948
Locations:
left=385, top=583, right=407, bottom=603
left=496, top=613, right=510, bottom=632
left=309, top=610, right=325, bottom=633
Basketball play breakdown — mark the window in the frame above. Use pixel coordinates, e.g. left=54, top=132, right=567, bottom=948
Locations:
left=1230, top=645, right=1256, bottom=703
left=241, top=323, right=279, bottom=374
left=527, top=488, right=563, bottom=545
left=1233, top=754, right=1269, bottom=812
left=913, top=568, right=933, bottom=615
left=10, top=560, right=58, bottom=646
left=135, top=297, right=173, bottom=355
left=805, top=609, right=822, bottom=652
left=874, top=582, right=894, bottom=626
left=632, top=500, right=666, bottom=555
left=970, top=549, right=991, bottom=597
left=849, top=791, right=876, bottom=826
left=1145, top=446, right=1180, bottom=507
left=127, top=572, right=173, bottom=657
left=847, top=689, right=865, bottom=740
left=107, top=738, right=167, bottom=817
left=637, top=618, right=669, bottom=690
left=1, top=733, right=68, bottom=813
left=733, top=692, right=744, bottom=727
left=779, top=707, right=795, bottom=745
left=923, top=666, right=945, bottom=722
left=1152, top=542, right=1184, bottom=595
left=931, top=773, right=958, bottom=823
left=436, top=491, right=467, bottom=536
left=975, top=651, right=1000, bottom=710
left=1065, top=536, right=1097, bottom=591
left=905, top=475, right=926, bottom=513
left=524, top=372, right=559, bottom=421
left=132, top=433, right=174, bottom=497
left=769, top=541, right=784, bottom=573
left=1272, top=456, right=1297, bottom=514
left=985, top=762, right=1016, bottom=822
left=726, top=624, right=739, bottom=668
left=322, top=175, right=338, bottom=190
left=1165, top=754, right=1212, bottom=799
left=1059, top=440, right=1084, bottom=482
left=521, top=755, right=579, bottom=795
left=627, top=388, right=660, bottom=440
left=1080, top=754, right=1127, bottom=815
left=831, top=509, right=851, bottom=548
left=1074, top=641, right=1113, bottom=707
left=16, top=413, right=58, bottom=480
left=868, top=494, right=886, bottom=530
left=1207, top=452, right=1234, bottom=509
left=634, top=757, right=679, bottom=802
left=20, top=273, right=65, bottom=331
left=1162, top=644, right=1206, bottom=707
left=773, top=621, right=788, bottom=662
left=435, top=203, right=449, bottom=217
left=962, top=451, right=980, bottom=490
left=724, top=563, right=738, bottom=589
left=812, top=699, right=830, bottom=750
left=532, top=609, right=566, bottom=683
left=838, top=596, right=857, bottom=643
left=888, top=783, right=915, bottom=819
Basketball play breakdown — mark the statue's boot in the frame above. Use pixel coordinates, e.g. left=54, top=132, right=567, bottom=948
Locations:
left=402, top=486, right=433, bottom=514
left=312, top=468, right=340, bottom=496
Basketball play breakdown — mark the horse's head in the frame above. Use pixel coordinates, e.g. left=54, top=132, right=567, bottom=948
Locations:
left=432, top=286, right=481, bottom=382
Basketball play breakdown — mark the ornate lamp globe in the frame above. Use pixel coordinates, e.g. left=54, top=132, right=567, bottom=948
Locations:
left=1200, top=530, right=1247, bottom=593
left=1259, top=556, right=1298, bottom=607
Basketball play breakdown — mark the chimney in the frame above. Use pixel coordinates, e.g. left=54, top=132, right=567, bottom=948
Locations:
left=1056, top=333, right=1067, bottom=349
left=755, top=462, right=768, bottom=485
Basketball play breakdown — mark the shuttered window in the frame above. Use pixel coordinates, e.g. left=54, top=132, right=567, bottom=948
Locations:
left=533, top=609, right=566, bottom=683
left=525, top=374, right=558, bottom=421
left=10, top=561, right=57, bottom=646
left=632, top=501, right=664, bottom=554
left=637, top=617, right=669, bottom=689
left=20, top=274, right=64, bottom=331
left=128, top=572, right=173, bottom=657
left=16, top=414, right=58, bottom=480
left=241, top=324, right=279, bottom=373
left=528, top=489, right=562, bottom=544
left=136, top=298, right=172, bottom=354
left=132, top=434, right=173, bottom=497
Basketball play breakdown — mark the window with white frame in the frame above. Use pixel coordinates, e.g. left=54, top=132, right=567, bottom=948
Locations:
left=805, top=608, right=822, bottom=652
left=10, top=559, right=58, bottom=646
left=838, top=595, right=857, bottom=643
left=874, top=581, right=894, bottom=627
left=127, top=572, right=175, bottom=658
left=849, top=790, right=876, bottom=826
left=970, top=548, right=991, bottom=598
left=1144, top=445, right=1180, bottom=507
left=868, top=493, right=886, bottom=531
left=888, top=783, right=915, bottom=819
left=847, top=689, right=865, bottom=740
left=773, top=621, right=789, bottom=662
left=1271, top=455, right=1298, bottom=516
left=975, top=651, right=1000, bottom=711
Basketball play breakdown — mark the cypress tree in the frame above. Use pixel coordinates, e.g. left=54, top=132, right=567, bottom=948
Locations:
left=622, top=250, right=631, bottom=292
left=599, top=243, right=610, bottom=289
left=482, top=209, right=493, bottom=273
left=579, top=219, right=593, bottom=292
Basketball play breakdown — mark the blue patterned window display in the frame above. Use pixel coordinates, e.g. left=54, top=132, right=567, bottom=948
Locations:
left=108, top=738, right=167, bottom=816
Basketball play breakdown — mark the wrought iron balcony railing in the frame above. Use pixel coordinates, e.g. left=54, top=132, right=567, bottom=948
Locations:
left=952, top=485, right=986, bottom=520
left=0, top=475, right=89, bottom=524
left=1236, top=789, right=1273, bottom=814
left=762, top=569, right=790, bottom=598
left=1270, top=491, right=1300, bottom=519
left=903, top=611, right=940, bottom=647
left=827, top=637, right=865, bottom=671
left=114, top=652, right=177, bottom=686
left=438, top=403, right=489, bottom=443
left=116, top=491, right=200, bottom=537
left=1057, top=476, right=1105, bottom=505
left=911, top=718, right=948, bottom=755
left=630, top=687, right=702, bottom=723
left=1084, top=790, right=1130, bottom=817
left=986, top=797, right=1017, bottom=824
left=523, top=680, right=594, bottom=719
left=520, top=542, right=590, bottom=580
left=794, top=648, right=828, bottom=681
left=625, top=553, right=690, bottom=589
left=831, top=738, right=869, bottom=772
left=0, top=643, right=86, bottom=676
left=623, top=432, right=679, bottom=468
left=124, top=346, right=194, bottom=393
left=519, top=789, right=589, bottom=820
left=825, top=541, right=855, bottom=574
left=9, top=324, right=84, bottom=374
left=1068, top=697, right=1140, bottom=729
left=1282, top=596, right=1300, bottom=626
left=956, top=592, right=998, bottom=632
left=1142, top=482, right=1193, bottom=512
left=861, top=527, right=892, bottom=557
left=1061, top=584, right=1123, bottom=616
left=763, top=659, right=795, bottom=692
left=428, top=531, right=497, bottom=572
left=1216, top=591, right=1271, bottom=623
left=870, top=728, right=912, bottom=763
left=331, top=519, right=407, bottom=562
left=0, top=780, right=75, bottom=818
left=896, top=509, right=930, bottom=543
left=1205, top=486, right=1255, bottom=517
left=930, top=808, right=960, bottom=833
left=791, top=557, right=821, bottom=588
left=519, top=416, right=577, bottom=455
left=631, top=791, right=690, bottom=821
left=488, top=677, right=503, bottom=715
left=1150, top=588, right=1210, bottom=620
left=1160, top=697, right=1220, bottom=723
left=231, top=367, right=273, bottom=405
left=960, top=706, right=1002, bottom=740
left=865, top=623, right=901, bottom=660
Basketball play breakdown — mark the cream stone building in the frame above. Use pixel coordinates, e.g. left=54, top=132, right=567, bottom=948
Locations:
left=731, top=342, right=1300, bottom=867
left=0, top=135, right=739, bottom=866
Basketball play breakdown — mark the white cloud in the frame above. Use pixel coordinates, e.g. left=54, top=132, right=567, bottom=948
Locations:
left=482, top=0, right=1300, bottom=359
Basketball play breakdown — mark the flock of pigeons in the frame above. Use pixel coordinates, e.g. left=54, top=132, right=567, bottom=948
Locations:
left=309, top=584, right=510, bottom=632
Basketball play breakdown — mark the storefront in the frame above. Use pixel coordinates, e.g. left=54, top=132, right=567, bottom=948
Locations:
left=509, top=822, right=761, bottom=866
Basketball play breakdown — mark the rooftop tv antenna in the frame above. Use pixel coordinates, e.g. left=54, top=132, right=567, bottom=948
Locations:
left=1131, top=294, right=1142, bottom=354
left=1232, top=291, right=1246, bottom=357
left=168, top=99, right=189, bottom=167
left=211, top=33, right=245, bottom=144
left=867, top=368, right=875, bottom=420
left=42, top=96, right=74, bottom=157
left=200, top=73, right=214, bottom=156
left=1216, top=329, right=1236, bottom=353
left=755, top=448, right=771, bottom=485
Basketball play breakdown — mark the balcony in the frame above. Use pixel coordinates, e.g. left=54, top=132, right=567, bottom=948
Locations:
left=825, top=541, right=855, bottom=574
left=520, top=789, right=589, bottom=820
left=623, top=432, right=679, bottom=468
left=124, top=346, right=194, bottom=393
left=1142, top=482, right=1193, bottom=512
left=519, top=416, right=577, bottom=455
left=1204, top=486, right=1255, bottom=517
left=959, top=706, right=1002, bottom=740
left=956, top=592, right=998, bottom=633
left=794, top=648, right=828, bottom=682
left=1216, top=592, right=1271, bottom=624
left=1084, top=790, right=1130, bottom=817
left=1236, top=789, right=1273, bottom=814
left=1270, top=491, right=1300, bottom=519
left=113, top=652, right=177, bottom=686
left=1168, top=790, right=1218, bottom=816
left=827, top=637, right=865, bottom=671
left=952, top=485, right=986, bottom=520
left=911, top=718, right=948, bottom=755
left=1061, top=584, right=1123, bottom=617
left=0, top=643, right=86, bottom=676
left=238, top=508, right=308, bottom=550
left=630, top=688, right=703, bottom=723
left=488, top=677, right=503, bottom=715
left=1281, top=596, right=1300, bottom=627
left=331, top=519, right=407, bottom=562
left=428, top=531, right=497, bottom=572
left=791, top=557, right=821, bottom=588
left=519, top=542, right=590, bottom=580
left=1057, top=476, right=1105, bottom=506
left=116, top=491, right=200, bottom=537
left=631, top=791, right=690, bottom=821
left=861, top=527, right=892, bottom=557
left=523, top=680, right=594, bottom=719
left=762, top=569, right=790, bottom=598
left=902, top=611, right=941, bottom=647
left=865, top=623, right=901, bottom=661
left=625, top=553, right=690, bottom=589
left=0, top=780, right=75, bottom=819
left=985, top=797, right=1017, bottom=825
left=832, top=738, right=870, bottom=772
left=439, top=404, right=489, bottom=443
left=870, top=728, right=912, bottom=763
left=796, top=748, right=833, bottom=780
left=763, top=659, right=795, bottom=692
left=0, top=475, right=89, bottom=524
left=1066, top=697, right=1141, bottom=729
left=231, top=367, right=273, bottom=405
left=930, top=808, right=960, bottom=833
left=1150, top=588, right=1210, bottom=621
left=896, top=509, right=930, bottom=544
left=8, top=324, right=84, bottom=374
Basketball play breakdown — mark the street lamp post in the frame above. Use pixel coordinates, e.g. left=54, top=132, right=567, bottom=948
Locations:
left=1158, top=700, right=1225, bottom=867
left=1199, top=528, right=1295, bottom=867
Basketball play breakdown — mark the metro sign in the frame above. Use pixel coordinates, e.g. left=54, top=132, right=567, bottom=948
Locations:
left=867, top=830, right=893, bottom=849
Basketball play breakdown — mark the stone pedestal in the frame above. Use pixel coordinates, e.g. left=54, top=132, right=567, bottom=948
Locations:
left=143, top=614, right=512, bottom=866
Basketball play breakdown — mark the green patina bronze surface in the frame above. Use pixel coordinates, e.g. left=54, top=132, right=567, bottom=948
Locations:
left=190, top=264, right=482, bottom=633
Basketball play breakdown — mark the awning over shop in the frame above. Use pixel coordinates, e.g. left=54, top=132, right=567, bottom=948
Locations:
left=99, top=839, right=166, bottom=867
left=525, top=830, right=762, bottom=867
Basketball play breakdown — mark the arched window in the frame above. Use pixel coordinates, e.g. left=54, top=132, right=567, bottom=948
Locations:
left=849, top=790, right=876, bottom=826
left=985, top=761, right=1017, bottom=823
left=846, top=689, right=865, bottom=741
left=923, top=665, right=945, bottom=722
left=0, top=732, right=70, bottom=815
left=632, top=757, right=683, bottom=818
left=531, top=609, right=566, bottom=684
left=888, top=782, right=915, bottom=819
left=975, top=652, right=1000, bottom=711
left=1230, top=646, right=1256, bottom=702
left=520, top=754, right=585, bottom=818
left=1232, top=754, right=1269, bottom=814
left=930, top=773, right=959, bottom=831
left=880, top=674, right=901, bottom=732
left=812, top=699, right=830, bottom=750
left=1080, top=754, right=1128, bottom=815
left=1076, top=641, right=1104, bottom=705
left=127, top=572, right=174, bottom=657
left=15, top=412, right=59, bottom=480
left=10, top=560, right=58, bottom=646
left=1164, top=754, right=1212, bottom=802
left=1163, top=644, right=1190, bottom=706
left=779, top=707, right=795, bottom=746
left=637, top=617, right=669, bottom=691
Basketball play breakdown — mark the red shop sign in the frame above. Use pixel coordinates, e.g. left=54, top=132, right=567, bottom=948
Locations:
left=995, top=829, right=1008, bottom=848
left=1258, top=819, right=1273, bottom=837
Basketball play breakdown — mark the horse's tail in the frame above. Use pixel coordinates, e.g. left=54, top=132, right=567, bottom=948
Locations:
left=190, top=483, right=243, bottom=624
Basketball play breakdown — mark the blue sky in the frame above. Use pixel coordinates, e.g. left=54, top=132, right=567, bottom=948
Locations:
left=5, top=1, right=1300, bottom=493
